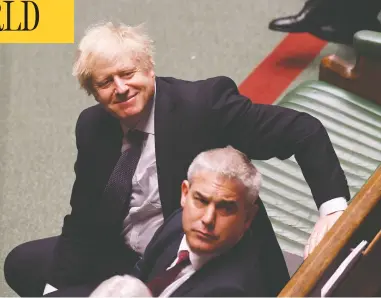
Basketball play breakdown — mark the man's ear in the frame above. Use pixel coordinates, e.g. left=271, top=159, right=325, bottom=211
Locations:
left=244, top=203, right=259, bottom=230
left=180, top=180, right=190, bottom=208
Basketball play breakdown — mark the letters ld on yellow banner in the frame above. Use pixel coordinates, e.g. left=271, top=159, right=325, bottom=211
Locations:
left=0, top=0, right=74, bottom=43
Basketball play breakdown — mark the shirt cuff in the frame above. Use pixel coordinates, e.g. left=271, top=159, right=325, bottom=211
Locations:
left=43, top=284, right=58, bottom=295
left=319, top=197, right=348, bottom=217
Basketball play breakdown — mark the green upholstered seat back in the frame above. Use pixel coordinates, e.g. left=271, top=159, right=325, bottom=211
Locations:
left=253, top=80, right=381, bottom=256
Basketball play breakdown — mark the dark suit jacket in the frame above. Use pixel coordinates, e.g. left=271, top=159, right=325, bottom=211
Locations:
left=48, top=76, right=349, bottom=291
left=134, top=209, right=271, bottom=297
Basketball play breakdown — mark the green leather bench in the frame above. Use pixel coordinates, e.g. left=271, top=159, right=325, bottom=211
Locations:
left=254, top=30, right=381, bottom=258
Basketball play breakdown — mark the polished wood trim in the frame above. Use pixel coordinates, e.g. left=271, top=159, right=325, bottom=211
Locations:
left=364, top=229, right=381, bottom=255
left=278, top=166, right=381, bottom=297
left=320, top=55, right=356, bottom=79
left=319, top=54, right=381, bottom=106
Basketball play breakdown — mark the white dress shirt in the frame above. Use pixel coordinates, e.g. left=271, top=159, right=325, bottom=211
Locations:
left=319, top=197, right=347, bottom=216
left=120, top=91, right=164, bottom=255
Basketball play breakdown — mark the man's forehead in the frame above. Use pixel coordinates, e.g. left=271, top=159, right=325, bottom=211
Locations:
left=190, top=172, right=245, bottom=201
left=192, top=190, right=240, bottom=205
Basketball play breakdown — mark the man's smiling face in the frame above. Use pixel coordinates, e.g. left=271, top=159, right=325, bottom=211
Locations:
left=91, top=58, right=155, bottom=125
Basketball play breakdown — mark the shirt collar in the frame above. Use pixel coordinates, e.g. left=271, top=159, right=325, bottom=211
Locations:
left=177, top=235, right=220, bottom=271
left=120, top=81, right=156, bottom=135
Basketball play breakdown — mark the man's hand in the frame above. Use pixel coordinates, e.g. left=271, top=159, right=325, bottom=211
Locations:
left=304, top=211, right=343, bottom=259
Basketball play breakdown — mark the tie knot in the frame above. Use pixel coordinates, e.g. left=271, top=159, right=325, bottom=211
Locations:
left=127, top=129, right=146, bottom=143
left=176, top=250, right=190, bottom=265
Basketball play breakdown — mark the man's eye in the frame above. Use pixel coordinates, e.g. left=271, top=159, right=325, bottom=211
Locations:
left=195, top=197, right=208, bottom=205
left=223, top=206, right=234, bottom=214
left=121, top=71, right=135, bottom=79
left=96, top=80, right=112, bottom=88
left=217, top=203, right=236, bottom=216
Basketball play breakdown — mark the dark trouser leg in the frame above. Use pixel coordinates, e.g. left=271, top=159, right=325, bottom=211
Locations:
left=4, top=236, right=58, bottom=297
left=334, top=0, right=381, bottom=29
left=4, top=235, right=141, bottom=297
left=44, top=282, right=101, bottom=297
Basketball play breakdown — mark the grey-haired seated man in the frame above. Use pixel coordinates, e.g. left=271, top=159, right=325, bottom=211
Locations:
left=92, top=146, right=280, bottom=297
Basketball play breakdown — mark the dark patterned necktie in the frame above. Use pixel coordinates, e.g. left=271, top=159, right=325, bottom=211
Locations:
left=103, top=129, right=146, bottom=225
left=147, top=250, right=190, bottom=297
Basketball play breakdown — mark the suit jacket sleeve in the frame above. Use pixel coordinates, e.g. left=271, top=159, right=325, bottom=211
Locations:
left=47, top=111, right=106, bottom=288
left=206, top=76, right=350, bottom=208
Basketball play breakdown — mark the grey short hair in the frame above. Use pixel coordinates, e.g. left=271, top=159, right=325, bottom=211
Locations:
left=187, top=146, right=262, bottom=205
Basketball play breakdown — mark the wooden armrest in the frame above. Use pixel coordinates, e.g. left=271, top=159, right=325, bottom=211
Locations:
left=319, top=31, right=381, bottom=105
left=278, top=165, right=381, bottom=297
left=319, top=54, right=357, bottom=80
left=319, top=55, right=381, bottom=105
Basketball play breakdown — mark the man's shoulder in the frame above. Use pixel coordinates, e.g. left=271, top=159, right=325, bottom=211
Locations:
left=174, top=237, right=266, bottom=297
left=76, top=104, right=118, bottom=129
left=75, top=104, right=120, bottom=145
left=195, top=234, right=266, bottom=294
left=146, top=209, right=183, bottom=249
left=77, top=104, right=111, bottom=123
left=157, top=75, right=237, bottom=91
left=156, top=76, right=238, bottom=108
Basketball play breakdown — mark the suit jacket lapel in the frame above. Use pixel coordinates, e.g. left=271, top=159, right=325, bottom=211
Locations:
left=170, top=266, right=207, bottom=297
left=154, top=77, right=178, bottom=218
left=94, top=106, right=123, bottom=188
left=147, top=233, right=183, bottom=281
left=92, top=107, right=124, bottom=224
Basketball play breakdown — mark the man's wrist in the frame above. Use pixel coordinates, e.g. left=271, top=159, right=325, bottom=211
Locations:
left=319, top=197, right=348, bottom=217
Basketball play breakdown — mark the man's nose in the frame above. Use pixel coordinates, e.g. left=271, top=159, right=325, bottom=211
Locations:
left=114, top=75, right=128, bottom=94
left=201, top=205, right=216, bottom=227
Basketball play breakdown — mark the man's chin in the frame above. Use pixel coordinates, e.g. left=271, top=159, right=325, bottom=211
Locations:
left=189, top=240, right=219, bottom=255
left=112, top=109, right=143, bottom=122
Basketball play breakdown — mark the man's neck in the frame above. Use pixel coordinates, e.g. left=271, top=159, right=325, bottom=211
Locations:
left=120, top=116, right=142, bottom=130
left=180, top=236, right=221, bottom=271
left=120, top=96, right=154, bottom=131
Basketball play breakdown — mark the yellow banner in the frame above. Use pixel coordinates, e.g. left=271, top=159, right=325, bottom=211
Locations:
left=0, top=0, right=74, bottom=43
